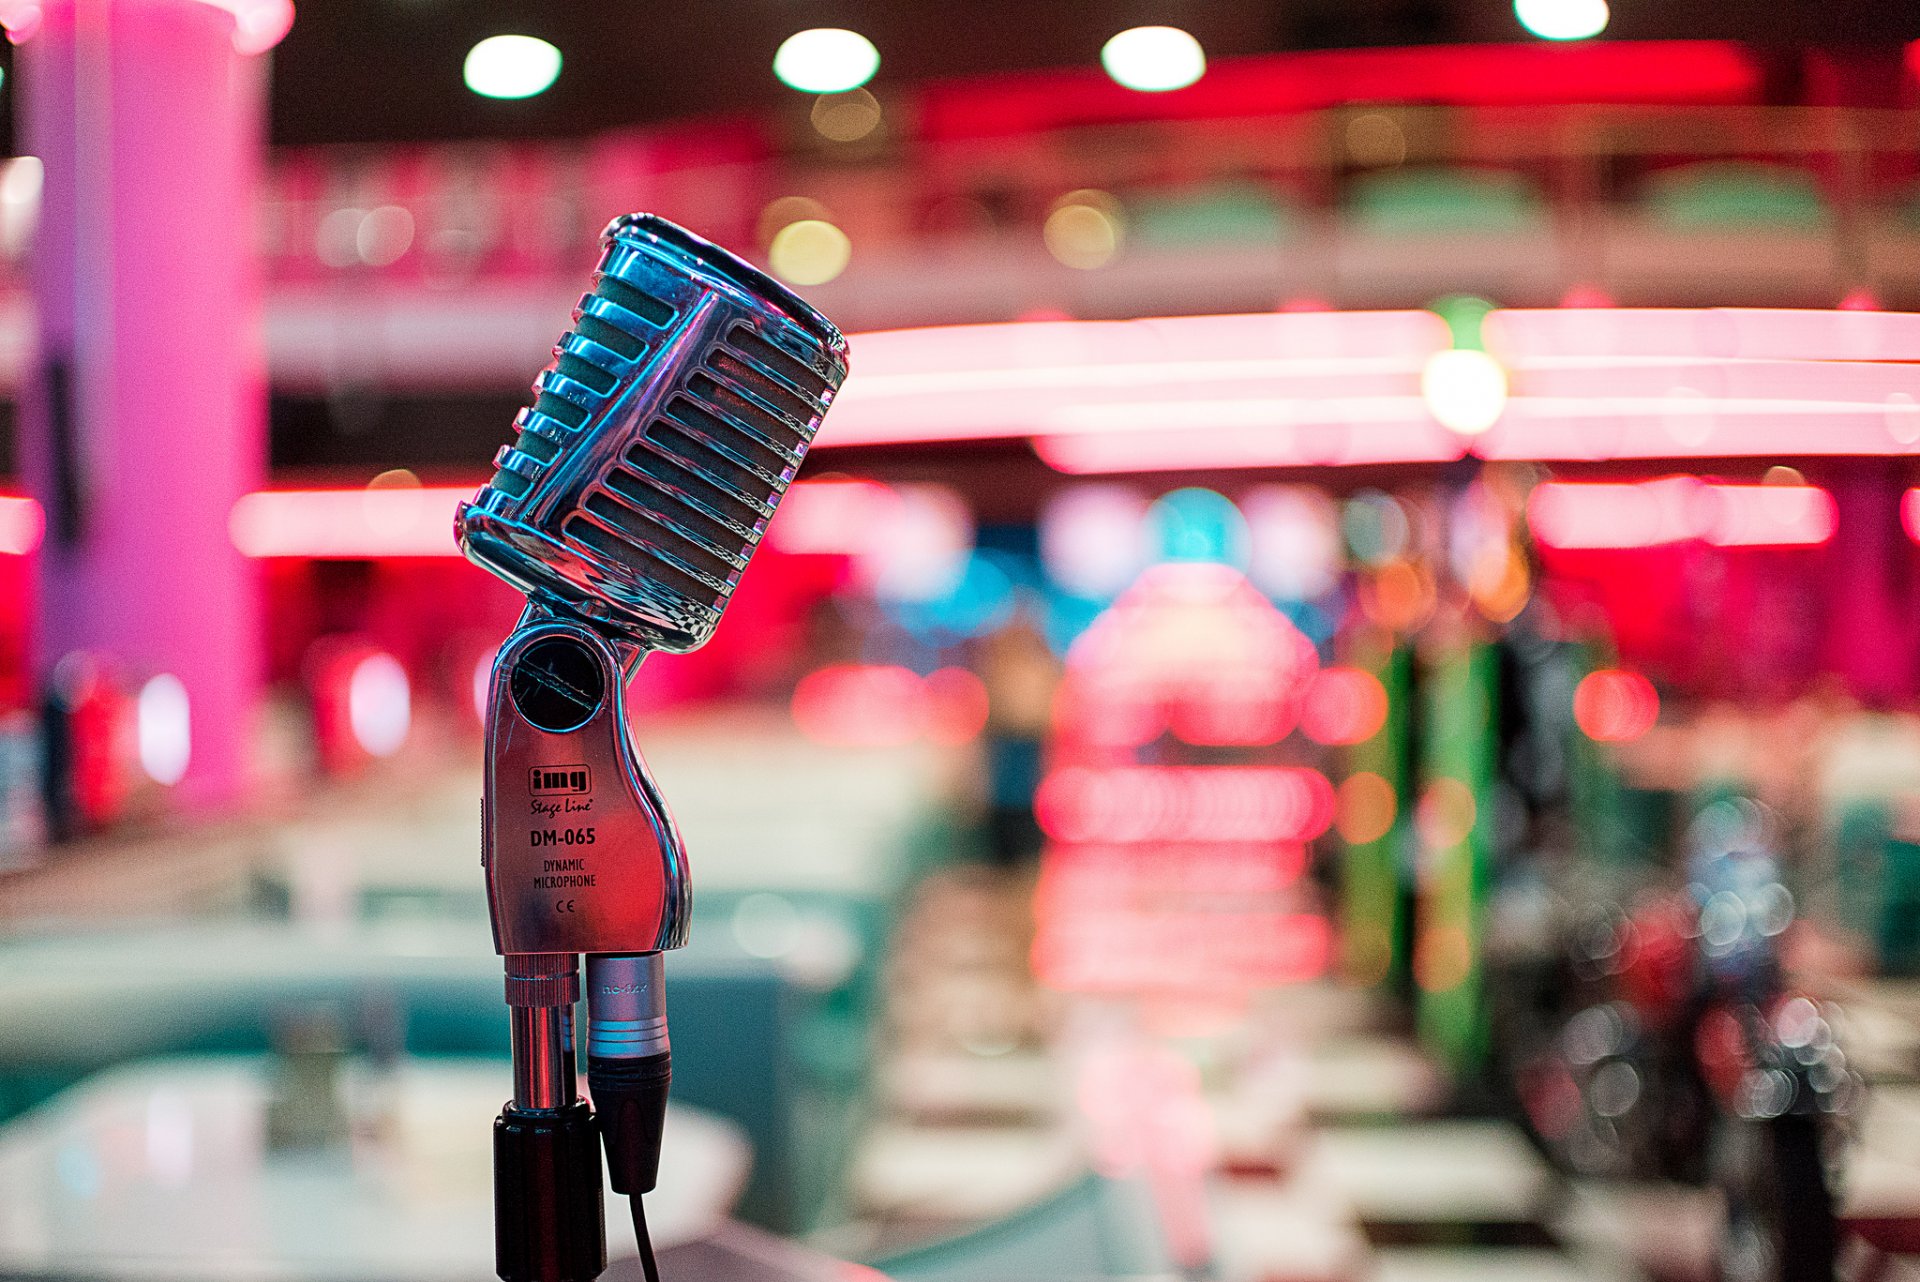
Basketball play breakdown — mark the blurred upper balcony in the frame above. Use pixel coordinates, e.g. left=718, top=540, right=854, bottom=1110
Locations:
left=3, top=41, right=1920, bottom=393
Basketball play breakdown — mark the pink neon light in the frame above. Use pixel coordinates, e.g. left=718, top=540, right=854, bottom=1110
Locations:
left=229, top=487, right=470, bottom=558
left=818, top=308, right=1920, bottom=465
left=0, top=495, right=44, bottom=555
left=1035, top=765, right=1337, bottom=844
left=789, top=663, right=988, bottom=749
left=1485, top=308, right=1920, bottom=365
left=825, top=311, right=1449, bottom=448
left=0, top=0, right=292, bottom=50
left=764, top=478, right=899, bottom=556
left=1528, top=479, right=1835, bottom=550
left=1033, top=906, right=1330, bottom=992
left=1902, top=490, right=1920, bottom=543
left=1036, top=403, right=1467, bottom=473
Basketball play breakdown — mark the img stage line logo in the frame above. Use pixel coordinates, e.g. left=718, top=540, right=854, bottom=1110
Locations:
left=529, top=765, right=591, bottom=797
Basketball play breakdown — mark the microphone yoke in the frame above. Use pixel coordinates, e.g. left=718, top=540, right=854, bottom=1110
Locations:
left=458, top=213, right=850, bottom=654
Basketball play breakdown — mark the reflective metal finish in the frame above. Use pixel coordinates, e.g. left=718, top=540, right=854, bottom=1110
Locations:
left=482, top=616, right=690, bottom=957
left=585, top=952, right=670, bottom=1059
left=509, top=1004, right=577, bottom=1111
left=505, top=953, right=581, bottom=1111
left=457, top=213, right=850, bottom=655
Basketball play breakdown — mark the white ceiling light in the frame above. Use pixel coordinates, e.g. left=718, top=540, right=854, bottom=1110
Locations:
left=464, top=35, right=563, bottom=100
left=1514, top=0, right=1609, bottom=41
left=1101, top=26, right=1206, bottom=93
left=774, top=29, right=880, bottom=94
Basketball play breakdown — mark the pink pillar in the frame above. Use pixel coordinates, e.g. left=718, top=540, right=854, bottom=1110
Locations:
left=13, top=0, right=289, bottom=804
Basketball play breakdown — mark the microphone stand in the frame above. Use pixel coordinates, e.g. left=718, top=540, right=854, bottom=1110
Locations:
left=483, top=611, right=688, bottom=1282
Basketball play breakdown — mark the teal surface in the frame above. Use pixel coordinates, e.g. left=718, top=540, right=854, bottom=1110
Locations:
left=872, top=1175, right=1169, bottom=1280
left=1130, top=183, right=1300, bottom=247
left=1640, top=161, right=1831, bottom=231
left=1347, top=167, right=1548, bottom=235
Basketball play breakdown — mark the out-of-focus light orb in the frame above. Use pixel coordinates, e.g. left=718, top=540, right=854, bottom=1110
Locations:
left=1301, top=667, right=1390, bottom=746
left=315, top=207, right=364, bottom=269
left=768, top=219, right=851, bottom=286
left=1147, top=487, right=1248, bottom=566
left=1045, top=190, right=1124, bottom=270
left=1336, top=772, right=1397, bottom=845
left=348, top=653, right=411, bottom=758
left=1574, top=668, right=1659, bottom=743
left=464, top=35, right=563, bottom=100
left=1101, top=26, right=1206, bottom=92
left=812, top=89, right=882, bottom=142
left=356, top=205, right=414, bottom=266
left=1040, top=485, right=1150, bottom=600
left=137, top=674, right=191, bottom=787
left=774, top=28, right=880, bottom=94
left=1422, top=347, right=1508, bottom=435
left=1345, top=112, right=1407, bottom=168
left=1514, top=0, right=1608, bottom=40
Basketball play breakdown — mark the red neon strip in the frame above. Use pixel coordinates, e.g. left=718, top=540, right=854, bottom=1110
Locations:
left=918, top=42, right=1761, bottom=140
left=1528, top=479, right=1835, bottom=550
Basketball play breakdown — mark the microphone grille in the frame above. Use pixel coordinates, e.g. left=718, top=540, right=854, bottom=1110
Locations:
left=462, top=214, right=848, bottom=652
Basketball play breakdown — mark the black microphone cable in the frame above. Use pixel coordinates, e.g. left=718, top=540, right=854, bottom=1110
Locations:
left=630, top=1195, right=661, bottom=1282
left=586, top=952, right=673, bottom=1282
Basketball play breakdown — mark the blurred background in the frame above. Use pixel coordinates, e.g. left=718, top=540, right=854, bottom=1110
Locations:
left=1, top=1, right=1920, bottom=1279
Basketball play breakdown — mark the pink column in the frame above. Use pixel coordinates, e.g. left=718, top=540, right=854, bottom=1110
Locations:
left=11, top=0, right=291, bottom=804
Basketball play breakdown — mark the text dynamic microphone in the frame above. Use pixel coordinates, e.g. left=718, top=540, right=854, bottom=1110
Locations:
left=457, top=213, right=848, bottom=1282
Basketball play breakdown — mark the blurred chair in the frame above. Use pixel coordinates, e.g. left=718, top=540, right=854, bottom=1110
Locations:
left=1638, top=160, right=1831, bottom=232
left=1127, top=182, right=1302, bottom=249
left=1344, top=166, right=1549, bottom=237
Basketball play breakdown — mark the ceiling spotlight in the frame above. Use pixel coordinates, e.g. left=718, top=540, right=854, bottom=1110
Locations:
left=464, top=35, right=563, bottom=99
left=1514, top=0, right=1609, bottom=41
left=1101, top=26, right=1206, bottom=93
left=774, top=28, right=880, bottom=94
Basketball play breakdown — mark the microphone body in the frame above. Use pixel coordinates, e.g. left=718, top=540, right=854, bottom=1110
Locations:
left=458, top=213, right=847, bottom=1282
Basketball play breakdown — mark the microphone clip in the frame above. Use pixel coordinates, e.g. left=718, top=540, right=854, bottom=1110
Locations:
left=481, top=611, right=689, bottom=958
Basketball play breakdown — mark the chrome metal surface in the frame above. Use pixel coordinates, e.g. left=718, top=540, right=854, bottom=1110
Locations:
left=482, top=616, right=690, bottom=957
left=505, top=953, right=581, bottom=1110
left=509, top=1003, right=577, bottom=1111
left=585, top=952, right=670, bottom=1059
left=456, top=212, right=850, bottom=655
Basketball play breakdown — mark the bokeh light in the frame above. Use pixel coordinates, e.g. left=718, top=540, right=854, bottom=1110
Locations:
left=1573, top=669, right=1659, bottom=742
left=1147, top=488, right=1248, bottom=566
left=1422, top=348, right=1508, bottom=434
left=1300, top=667, right=1390, bottom=746
left=463, top=35, right=563, bottom=100
left=768, top=218, right=852, bottom=286
left=1336, top=772, right=1398, bottom=845
left=811, top=89, right=883, bottom=142
left=1100, top=26, right=1206, bottom=92
left=1514, top=0, right=1610, bottom=40
left=347, top=653, right=411, bottom=758
left=136, top=674, right=191, bottom=787
left=1044, top=191, right=1125, bottom=270
left=774, top=28, right=880, bottom=93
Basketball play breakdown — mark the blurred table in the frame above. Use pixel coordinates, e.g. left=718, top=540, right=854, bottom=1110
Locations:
left=0, top=1056, right=749, bottom=1280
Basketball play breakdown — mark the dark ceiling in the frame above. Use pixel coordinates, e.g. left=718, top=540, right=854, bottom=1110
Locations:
left=268, top=0, right=1920, bottom=146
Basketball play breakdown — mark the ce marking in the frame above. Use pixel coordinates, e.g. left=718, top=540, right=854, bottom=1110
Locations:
left=555, top=899, right=576, bottom=913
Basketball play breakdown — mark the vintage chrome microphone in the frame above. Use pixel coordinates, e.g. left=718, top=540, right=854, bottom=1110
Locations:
left=457, top=213, right=848, bottom=1282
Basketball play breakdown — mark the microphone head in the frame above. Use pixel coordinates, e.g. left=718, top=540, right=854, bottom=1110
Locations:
left=457, top=214, right=849, bottom=653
